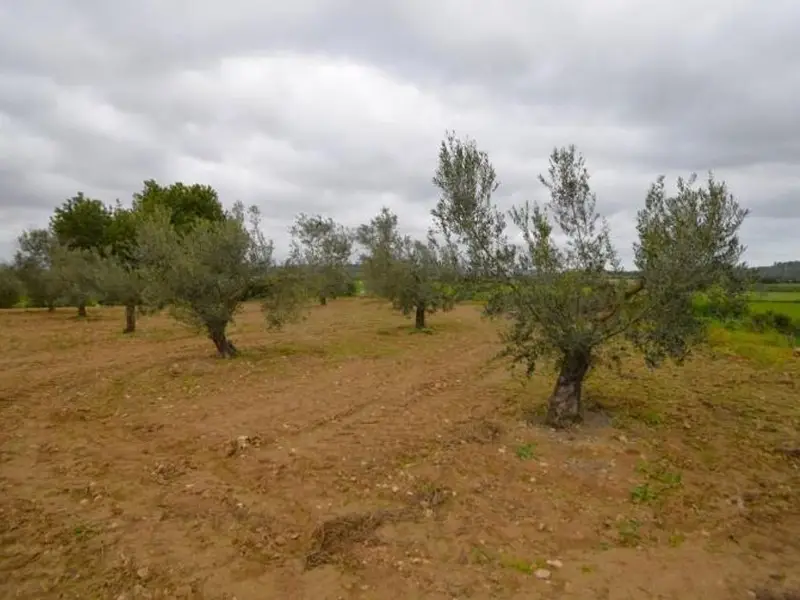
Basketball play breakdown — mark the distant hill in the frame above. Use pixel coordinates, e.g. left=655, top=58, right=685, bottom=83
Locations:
left=751, top=261, right=800, bottom=283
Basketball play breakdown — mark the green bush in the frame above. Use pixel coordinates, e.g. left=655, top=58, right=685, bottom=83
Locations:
left=746, top=309, right=799, bottom=343
left=693, top=287, right=749, bottom=324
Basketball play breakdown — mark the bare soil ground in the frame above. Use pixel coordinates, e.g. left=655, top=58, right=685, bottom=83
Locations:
left=1, top=299, right=799, bottom=600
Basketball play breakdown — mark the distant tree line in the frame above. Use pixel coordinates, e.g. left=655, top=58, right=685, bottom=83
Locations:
left=750, top=261, right=800, bottom=284
left=618, top=261, right=800, bottom=284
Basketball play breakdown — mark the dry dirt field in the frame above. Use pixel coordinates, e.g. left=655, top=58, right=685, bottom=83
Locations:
left=1, top=299, right=799, bottom=600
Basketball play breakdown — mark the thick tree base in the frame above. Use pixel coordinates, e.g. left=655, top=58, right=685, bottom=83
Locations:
left=414, top=305, right=426, bottom=329
left=543, top=351, right=591, bottom=429
left=209, top=328, right=238, bottom=358
left=77, top=304, right=87, bottom=318
left=123, top=304, right=136, bottom=334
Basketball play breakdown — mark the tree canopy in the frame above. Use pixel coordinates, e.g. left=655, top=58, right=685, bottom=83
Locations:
left=132, top=179, right=225, bottom=233
left=50, top=192, right=113, bottom=252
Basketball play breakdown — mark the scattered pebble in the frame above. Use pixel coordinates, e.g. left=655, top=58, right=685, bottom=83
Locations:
left=546, top=559, right=563, bottom=569
left=534, top=568, right=551, bottom=580
left=174, top=585, right=193, bottom=598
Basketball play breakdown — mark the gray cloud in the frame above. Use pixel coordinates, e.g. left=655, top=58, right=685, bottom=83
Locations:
left=0, top=0, right=798, bottom=265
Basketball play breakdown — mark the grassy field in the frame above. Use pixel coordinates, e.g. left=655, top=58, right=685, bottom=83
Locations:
left=1, top=299, right=799, bottom=599
left=748, top=288, right=800, bottom=321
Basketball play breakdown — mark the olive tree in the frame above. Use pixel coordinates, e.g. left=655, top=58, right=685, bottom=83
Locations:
left=432, top=132, right=748, bottom=427
left=102, top=204, right=148, bottom=333
left=135, top=203, right=305, bottom=357
left=49, top=245, right=109, bottom=317
left=13, top=229, right=62, bottom=311
left=0, top=264, right=23, bottom=309
left=358, top=207, right=457, bottom=329
left=50, top=193, right=114, bottom=317
left=289, top=213, right=354, bottom=305
left=104, top=181, right=227, bottom=334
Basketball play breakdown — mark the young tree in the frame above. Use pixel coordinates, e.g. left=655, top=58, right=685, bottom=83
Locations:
left=358, top=207, right=457, bottom=329
left=289, top=213, right=354, bottom=305
left=135, top=203, right=305, bottom=358
left=432, top=133, right=748, bottom=428
left=13, top=228, right=61, bottom=311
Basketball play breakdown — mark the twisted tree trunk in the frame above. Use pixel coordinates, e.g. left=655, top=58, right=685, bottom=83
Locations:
left=208, top=324, right=238, bottom=358
left=319, top=295, right=328, bottom=306
left=77, top=302, right=87, bottom=318
left=123, top=303, right=136, bottom=334
left=545, top=349, right=591, bottom=428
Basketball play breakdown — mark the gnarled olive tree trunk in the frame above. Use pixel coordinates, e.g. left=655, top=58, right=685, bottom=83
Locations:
left=207, top=323, right=238, bottom=358
left=123, top=303, right=136, bottom=334
left=319, top=295, right=328, bottom=306
left=415, top=304, right=426, bottom=329
left=545, top=349, right=591, bottom=428
left=77, top=302, right=87, bottom=318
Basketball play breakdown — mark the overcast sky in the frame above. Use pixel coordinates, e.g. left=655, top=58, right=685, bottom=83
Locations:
left=1, top=0, right=798, bottom=267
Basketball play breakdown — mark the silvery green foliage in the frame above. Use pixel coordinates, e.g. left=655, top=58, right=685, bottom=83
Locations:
left=433, top=133, right=748, bottom=378
left=431, top=132, right=516, bottom=281
left=357, top=207, right=457, bottom=327
left=102, top=254, right=149, bottom=309
left=13, top=228, right=62, bottom=309
left=0, top=264, right=23, bottom=308
left=134, top=202, right=304, bottom=355
left=628, top=174, right=749, bottom=366
left=289, top=213, right=354, bottom=303
left=49, top=245, right=109, bottom=313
